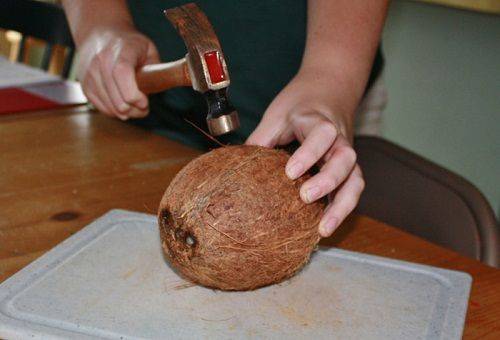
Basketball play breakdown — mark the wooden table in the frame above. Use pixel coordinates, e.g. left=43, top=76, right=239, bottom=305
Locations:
left=1, top=107, right=499, bottom=338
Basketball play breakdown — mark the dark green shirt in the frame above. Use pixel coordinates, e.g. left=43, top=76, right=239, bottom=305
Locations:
left=127, top=1, right=382, bottom=149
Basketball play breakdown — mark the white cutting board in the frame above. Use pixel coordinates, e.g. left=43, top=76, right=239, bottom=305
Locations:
left=0, top=210, right=471, bottom=340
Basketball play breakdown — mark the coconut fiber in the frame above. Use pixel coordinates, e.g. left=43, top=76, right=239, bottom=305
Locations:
left=158, top=145, right=324, bottom=291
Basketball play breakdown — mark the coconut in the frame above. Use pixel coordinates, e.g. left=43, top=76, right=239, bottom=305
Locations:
left=158, top=145, right=324, bottom=291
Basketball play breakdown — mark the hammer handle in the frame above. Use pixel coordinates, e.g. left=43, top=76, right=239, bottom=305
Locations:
left=136, top=57, right=191, bottom=94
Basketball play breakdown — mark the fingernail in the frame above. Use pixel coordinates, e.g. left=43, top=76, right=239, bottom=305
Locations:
left=302, top=186, right=320, bottom=203
left=118, top=114, right=129, bottom=121
left=319, top=217, right=339, bottom=237
left=118, top=102, right=130, bottom=113
left=286, top=161, right=303, bottom=180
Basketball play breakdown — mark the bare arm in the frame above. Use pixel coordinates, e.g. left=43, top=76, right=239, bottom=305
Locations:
left=247, top=1, right=389, bottom=237
left=62, top=0, right=160, bottom=119
left=62, top=0, right=134, bottom=45
left=302, top=0, right=389, bottom=135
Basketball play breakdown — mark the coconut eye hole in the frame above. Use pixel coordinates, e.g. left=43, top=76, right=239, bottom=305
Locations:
left=159, top=209, right=172, bottom=232
left=186, top=234, right=196, bottom=246
left=175, top=228, right=197, bottom=248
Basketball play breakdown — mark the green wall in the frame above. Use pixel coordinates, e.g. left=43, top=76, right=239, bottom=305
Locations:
left=381, top=0, right=500, bottom=216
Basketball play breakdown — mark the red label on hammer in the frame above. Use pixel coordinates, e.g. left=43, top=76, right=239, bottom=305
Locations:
left=204, top=51, right=226, bottom=84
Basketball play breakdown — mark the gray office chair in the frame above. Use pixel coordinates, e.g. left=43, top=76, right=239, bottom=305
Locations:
left=354, top=136, right=499, bottom=267
left=0, top=0, right=75, bottom=78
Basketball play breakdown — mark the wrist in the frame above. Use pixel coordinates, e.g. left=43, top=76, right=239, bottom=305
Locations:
left=293, top=67, right=357, bottom=137
left=76, top=22, right=137, bottom=47
left=297, top=62, right=364, bottom=101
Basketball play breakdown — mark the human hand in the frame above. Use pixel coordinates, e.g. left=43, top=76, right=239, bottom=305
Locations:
left=246, top=70, right=365, bottom=238
left=77, top=27, right=160, bottom=120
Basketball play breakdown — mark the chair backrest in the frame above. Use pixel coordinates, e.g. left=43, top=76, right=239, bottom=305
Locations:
left=354, top=136, right=499, bottom=267
left=0, top=0, right=75, bottom=78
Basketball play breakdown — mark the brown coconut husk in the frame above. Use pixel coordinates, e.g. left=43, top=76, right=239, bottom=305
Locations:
left=158, top=145, right=324, bottom=291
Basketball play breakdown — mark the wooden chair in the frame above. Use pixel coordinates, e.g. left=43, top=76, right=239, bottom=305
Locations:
left=354, top=136, right=499, bottom=267
left=0, top=0, right=75, bottom=78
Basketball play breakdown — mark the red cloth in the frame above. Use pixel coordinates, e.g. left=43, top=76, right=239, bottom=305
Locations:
left=0, top=87, right=60, bottom=114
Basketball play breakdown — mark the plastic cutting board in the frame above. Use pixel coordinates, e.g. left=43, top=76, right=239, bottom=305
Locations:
left=0, top=210, right=472, bottom=339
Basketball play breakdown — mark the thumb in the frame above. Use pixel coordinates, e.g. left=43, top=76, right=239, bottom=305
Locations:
left=145, top=41, right=161, bottom=65
left=245, top=111, right=287, bottom=147
left=245, top=95, right=292, bottom=147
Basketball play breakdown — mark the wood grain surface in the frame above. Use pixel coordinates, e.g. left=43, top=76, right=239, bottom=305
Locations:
left=0, top=107, right=499, bottom=339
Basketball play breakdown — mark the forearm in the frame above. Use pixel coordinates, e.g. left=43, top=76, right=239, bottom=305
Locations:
left=302, top=0, right=389, bottom=119
left=62, top=0, right=136, bottom=46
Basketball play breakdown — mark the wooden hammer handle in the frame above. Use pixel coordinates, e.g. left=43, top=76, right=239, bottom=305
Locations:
left=136, top=57, right=191, bottom=94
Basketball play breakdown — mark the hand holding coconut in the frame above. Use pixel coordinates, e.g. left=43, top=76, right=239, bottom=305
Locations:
left=246, top=0, right=388, bottom=237
left=246, top=70, right=364, bottom=238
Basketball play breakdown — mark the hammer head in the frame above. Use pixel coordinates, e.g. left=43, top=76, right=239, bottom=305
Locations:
left=204, top=89, right=240, bottom=136
left=165, top=4, right=240, bottom=136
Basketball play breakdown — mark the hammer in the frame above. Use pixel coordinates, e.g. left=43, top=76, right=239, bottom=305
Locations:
left=135, top=3, right=239, bottom=136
